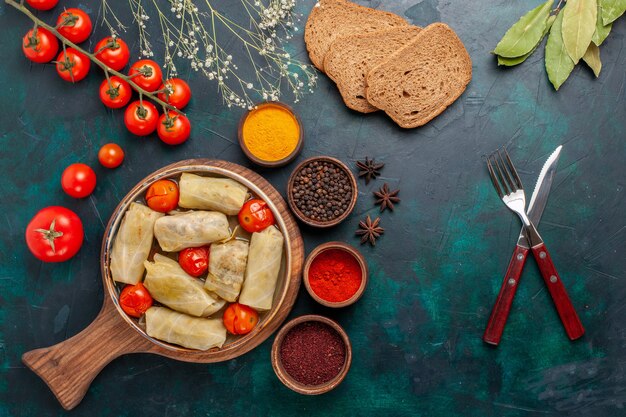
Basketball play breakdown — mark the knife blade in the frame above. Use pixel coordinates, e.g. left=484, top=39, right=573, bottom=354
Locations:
left=517, top=145, right=562, bottom=247
left=483, top=145, right=563, bottom=345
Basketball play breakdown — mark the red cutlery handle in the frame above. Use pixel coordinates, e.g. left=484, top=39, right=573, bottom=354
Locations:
left=483, top=245, right=529, bottom=345
left=531, top=243, right=585, bottom=340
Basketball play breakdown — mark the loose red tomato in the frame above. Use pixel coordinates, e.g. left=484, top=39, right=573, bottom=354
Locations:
left=157, top=112, right=191, bottom=145
left=25, top=206, right=84, bottom=262
left=124, top=100, right=159, bottom=136
left=178, top=247, right=210, bottom=277
left=26, top=0, right=59, bottom=10
left=157, top=78, right=192, bottom=109
left=22, top=27, right=59, bottom=64
left=94, top=37, right=130, bottom=71
left=223, top=303, right=259, bottom=335
left=145, top=179, right=179, bottom=212
left=99, top=76, right=132, bottom=109
left=56, top=8, right=92, bottom=44
left=61, top=163, right=96, bottom=198
left=98, top=143, right=124, bottom=168
left=119, top=283, right=153, bottom=318
left=238, top=199, right=275, bottom=233
left=55, top=48, right=90, bottom=82
left=128, top=60, right=163, bottom=92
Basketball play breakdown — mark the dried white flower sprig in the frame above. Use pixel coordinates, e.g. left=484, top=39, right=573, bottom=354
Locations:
left=100, top=0, right=318, bottom=109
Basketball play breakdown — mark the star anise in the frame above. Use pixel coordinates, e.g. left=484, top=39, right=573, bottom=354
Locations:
left=374, top=183, right=400, bottom=212
left=355, top=215, right=384, bottom=246
left=356, top=157, right=384, bottom=184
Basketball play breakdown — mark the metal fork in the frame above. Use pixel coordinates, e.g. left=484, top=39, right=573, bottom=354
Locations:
left=487, top=149, right=585, bottom=341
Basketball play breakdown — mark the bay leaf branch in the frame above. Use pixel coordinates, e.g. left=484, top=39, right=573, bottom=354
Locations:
left=562, top=0, right=598, bottom=63
left=599, top=0, right=626, bottom=25
left=546, top=10, right=576, bottom=90
left=494, top=0, right=554, bottom=58
left=582, top=42, right=602, bottom=76
left=592, top=4, right=613, bottom=45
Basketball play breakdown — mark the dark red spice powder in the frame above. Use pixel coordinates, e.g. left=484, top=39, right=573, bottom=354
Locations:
left=308, top=249, right=362, bottom=302
left=279, top=321, right=346, bottom=386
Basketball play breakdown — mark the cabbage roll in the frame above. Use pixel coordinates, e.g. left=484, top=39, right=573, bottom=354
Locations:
left=144, top=254, right=225, bottom=317
left=204, top=240, right=250, bottom=302
left=153, top=210, right=230, bottom=252
left=145, top=307, right=227, bottom=350
left=239, top=227, right=284, bottom=311
left=178, top=173, right=248, bottom=215
left=110, top=203, right=163, bottom=285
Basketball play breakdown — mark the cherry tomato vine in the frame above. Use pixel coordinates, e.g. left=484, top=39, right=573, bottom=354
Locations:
left=6, top=0, right=191, bottom=144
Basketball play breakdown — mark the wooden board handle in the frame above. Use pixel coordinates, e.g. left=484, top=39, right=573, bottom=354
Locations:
left=22, top=297, right=152, bottom=410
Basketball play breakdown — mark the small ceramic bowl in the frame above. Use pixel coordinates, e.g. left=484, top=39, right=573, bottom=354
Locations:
left=303, top=242, right=368, bottom=308
left=286, top=156, right=358, bottom=228
left=271, top=315, right=352, bottom=395
left=238, top=101, right=304, bottom=168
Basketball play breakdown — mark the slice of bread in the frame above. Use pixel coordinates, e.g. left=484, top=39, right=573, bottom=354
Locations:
left=365, top=23, right=472, bottom=128
left=304, top=0, right=409, bottom=71
left=324, top=26, right=422, bottom=113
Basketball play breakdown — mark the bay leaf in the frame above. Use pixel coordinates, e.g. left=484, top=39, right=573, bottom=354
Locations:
left=599, top=0, right=626, bottom=24
left=494, top=0, right=553, bottom=58
left=562, top=0, right=597, bottom=63
left=592, top=4, right=613, bottom=45
left=498, top=15, right=557, bottom=66
left=582, top=42, right=602, bottom=76
left=545, top=11, right=575, bottom=90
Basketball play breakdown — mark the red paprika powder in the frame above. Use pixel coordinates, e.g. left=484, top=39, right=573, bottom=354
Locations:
left=308, top=248, right=362, bottom=302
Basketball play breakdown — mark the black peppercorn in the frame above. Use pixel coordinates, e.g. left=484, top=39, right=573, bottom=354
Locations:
left=291, top=160, right=352, bottom=223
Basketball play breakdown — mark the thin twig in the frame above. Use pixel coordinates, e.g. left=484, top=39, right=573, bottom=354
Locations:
left=553, top=0, right=566, bottom=13
left=100, top=0, right=317, bottom=109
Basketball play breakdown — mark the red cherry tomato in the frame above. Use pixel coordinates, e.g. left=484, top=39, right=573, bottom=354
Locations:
left=61, top=163, right=96, bottom=198
left=56, top=8, right=92, bottom=44
left=25, top=206, right=84, bottom=262
left=145, top=179, right=179, bottom=213
left=223, top=303, right=259, bottom=335
left=99, top=76, right=132, bottom=109
left=94, top=37, right=130, bottom=71
left=178, top=247, right=210, bottom=277
left=124, top=100, right=159, bottom=136
left=22, top=28, right=59, bottom=64
left=119, top=283, right=153, bottom=318
left=238, top=199, right=275, bottom=233
left=55, top=48, right=90, bottom=82
left=157, top=78, right=192, bottom=109
left=157, top=112, right=191, bottom=145
left=26, top=0, right=59, bottom=10
left=128, top=60, right=163, bottom=92
left=98, top=143, right=125, bottom=168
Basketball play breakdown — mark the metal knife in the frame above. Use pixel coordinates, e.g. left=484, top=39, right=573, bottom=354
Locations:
left=483, top=145, right=562, bottom=345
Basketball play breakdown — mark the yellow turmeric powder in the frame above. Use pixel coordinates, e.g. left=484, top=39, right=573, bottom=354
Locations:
left=242, top=103, right=300, bottom=162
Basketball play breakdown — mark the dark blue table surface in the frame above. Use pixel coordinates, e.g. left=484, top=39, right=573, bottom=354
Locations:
left=0, top=1, right=625, bottom=416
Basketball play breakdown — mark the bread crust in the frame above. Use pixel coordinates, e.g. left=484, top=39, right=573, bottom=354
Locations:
left=324, top=26, right=422, bottom=113
left=365, top=23, right=472, bottom=128
left=304, top=0, right=408, bottom=71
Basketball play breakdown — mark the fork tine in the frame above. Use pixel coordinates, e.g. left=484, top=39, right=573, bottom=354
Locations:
left=486, top=157, right=503, bottom=198
left=497, top=149, right=517, bottom=192
left=502, top=148, right=523, bottom=190
left=490, top=152, right=510, bottom=195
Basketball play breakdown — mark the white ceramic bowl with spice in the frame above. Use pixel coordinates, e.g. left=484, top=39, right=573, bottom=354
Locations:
left=303, top=242, right=368, bottom=308
left=271, top=315, right=352, bottom=395
left=237, top=101, right=304, bottom=168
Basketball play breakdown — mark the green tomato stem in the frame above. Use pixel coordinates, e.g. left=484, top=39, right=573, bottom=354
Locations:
left=34, top=219, right=63, bottom=253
